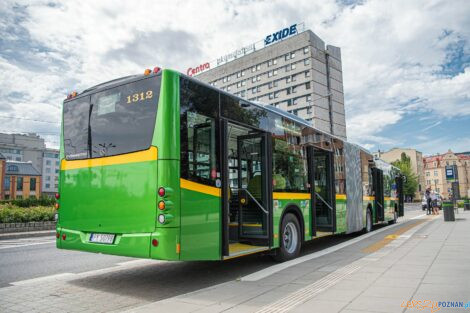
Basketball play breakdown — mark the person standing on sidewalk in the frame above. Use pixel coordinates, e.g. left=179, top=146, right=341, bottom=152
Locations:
left=431, top=190, right=439, bottom=215
left=425, top=187, right=432, bottom=215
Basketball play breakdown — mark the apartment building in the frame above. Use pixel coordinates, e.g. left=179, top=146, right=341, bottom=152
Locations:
left=0, top=133, right=59, bottom=196
left=423, top=150, right=470, bottom=199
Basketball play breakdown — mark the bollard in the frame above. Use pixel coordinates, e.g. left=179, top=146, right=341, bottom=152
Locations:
left=443, top=201, right=455, bottom=222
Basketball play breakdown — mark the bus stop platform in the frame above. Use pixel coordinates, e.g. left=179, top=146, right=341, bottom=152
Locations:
left=129, top=211, right=470, bottom=313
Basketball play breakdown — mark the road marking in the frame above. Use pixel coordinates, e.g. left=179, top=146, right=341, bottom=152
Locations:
left=242, top=213, right=428, bottom=282
left=0, top=239, right=55, bottom=250
left=411, top=213, right=427, bottom=219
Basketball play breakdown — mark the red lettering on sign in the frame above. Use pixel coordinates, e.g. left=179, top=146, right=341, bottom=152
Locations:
left=186, top=62, right=210, bottom=76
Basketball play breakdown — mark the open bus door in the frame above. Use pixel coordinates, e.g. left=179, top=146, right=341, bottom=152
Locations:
left=309, top=147, right=336, bottom=233
left=221, top=121, right=272, bottom=257
left=396, top=175, right=405, bottom=217
left=372, top=167, right=385, bottom=222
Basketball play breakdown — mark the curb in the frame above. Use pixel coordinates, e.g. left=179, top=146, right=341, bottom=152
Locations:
left=0, top=230, right=56, bottom=240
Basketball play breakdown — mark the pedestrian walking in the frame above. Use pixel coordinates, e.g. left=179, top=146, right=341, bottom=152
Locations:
left=431, top=191, right=439, bottom=215
left=425, top=187, right=432, bottom=215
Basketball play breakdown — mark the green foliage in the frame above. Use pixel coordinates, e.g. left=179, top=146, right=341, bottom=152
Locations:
left=392, top=152, right=418, bottom=198
left=0, top=197, right=55, bottom=208
left=0, top=204, right=56, bottom=223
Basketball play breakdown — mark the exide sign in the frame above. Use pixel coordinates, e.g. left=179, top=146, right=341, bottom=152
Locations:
left=264, top=24, right=298, bottom=46
left=187, top=63, right=210, bottom=77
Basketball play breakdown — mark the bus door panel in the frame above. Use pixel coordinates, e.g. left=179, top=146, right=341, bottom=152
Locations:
left=372, top=168, right=385, bottom=222
left=313, top=148, right=336, bottom=233
left=396, top=176, right=405, bottom=217
left=307, top=146, right=316, bottom=237
left=237, top=132, right=270, bottom=243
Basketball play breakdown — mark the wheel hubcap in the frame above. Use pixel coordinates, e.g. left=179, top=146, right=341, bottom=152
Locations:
left=283, top=222, right=298, bottom=254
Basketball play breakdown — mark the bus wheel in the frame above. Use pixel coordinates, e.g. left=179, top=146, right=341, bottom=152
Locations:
left=365, top=209, right=372, bottom=233
left=274, top=213, right=301, bottom=262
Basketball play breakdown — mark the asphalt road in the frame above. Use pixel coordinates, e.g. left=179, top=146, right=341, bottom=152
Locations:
left=0, top=204, right=423, bottom=291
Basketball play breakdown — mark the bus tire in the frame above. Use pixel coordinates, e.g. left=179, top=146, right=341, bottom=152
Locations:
left=274, top=213, right=301, bottom=262
left=365, top=209, right=372, bottom=233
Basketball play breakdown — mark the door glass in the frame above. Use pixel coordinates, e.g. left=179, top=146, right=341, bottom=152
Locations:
left=238, top=136, right=267, bottom=238
left=314, top=150, right=332, bottom=227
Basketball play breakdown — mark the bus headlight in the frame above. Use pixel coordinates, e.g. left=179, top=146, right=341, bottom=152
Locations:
left=158, top=214, right=166, bottom=224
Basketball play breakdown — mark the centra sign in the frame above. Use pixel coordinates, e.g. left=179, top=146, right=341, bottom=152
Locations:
left=264, top=24, right=298, bottom=46
left=187, top=63, right=210, bottom=77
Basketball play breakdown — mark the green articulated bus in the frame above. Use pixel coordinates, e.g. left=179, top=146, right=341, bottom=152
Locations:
left=56, top=68, right=405, bottom=261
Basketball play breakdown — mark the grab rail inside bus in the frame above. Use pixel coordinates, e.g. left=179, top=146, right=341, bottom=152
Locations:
left=315, top=192, right=334, bottom=212
left=240, top=188, right=269, bottom=215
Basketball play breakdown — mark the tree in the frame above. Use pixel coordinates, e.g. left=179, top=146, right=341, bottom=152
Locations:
left=392, top=153, right=418, bottom=199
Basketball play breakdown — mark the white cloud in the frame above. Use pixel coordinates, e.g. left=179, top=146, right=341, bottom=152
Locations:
left=0, top=0, right=469, bottom=151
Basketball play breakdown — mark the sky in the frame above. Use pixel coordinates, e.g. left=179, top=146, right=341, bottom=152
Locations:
left=0, top=0, right=469, bottom=155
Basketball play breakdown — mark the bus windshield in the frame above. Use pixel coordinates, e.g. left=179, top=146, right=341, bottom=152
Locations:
left=63, top=75, right=161, bottom=160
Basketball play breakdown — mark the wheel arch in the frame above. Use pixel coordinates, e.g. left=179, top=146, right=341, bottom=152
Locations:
left=280, top=204, right=305, bottom=245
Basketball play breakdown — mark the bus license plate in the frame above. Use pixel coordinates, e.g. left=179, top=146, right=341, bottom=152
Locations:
left=89, top=233, right=115, bottom=244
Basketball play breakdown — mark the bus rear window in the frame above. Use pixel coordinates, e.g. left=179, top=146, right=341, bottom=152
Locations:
left=63, top=75, right=161, bottom=160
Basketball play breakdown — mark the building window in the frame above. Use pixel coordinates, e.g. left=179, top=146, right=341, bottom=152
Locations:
left=46, top=176, right=51, bottom=181
left=269, top=93, right=274, bottom=100
left=305, top=71, right=311, bottom=77
left=55, top=161, right=59, bottom=166
left=8, top=165, right=18, bottom=172
left=304, top=47, right=309, bottom=54
left=15, top=157, right=21, bottom=161
left=240, top=90, right=246, bottom=98
left=286, top=76, right=291, bottom=83
left=4, top=176, right=10, bottom=191
left=293, top=97, right=299, bottom=105
left=223, top=77, right=228, bottom=83
left=307, top=95, right=312, bottom=102
left=434, top=170, right=438, bottom=176
left=252, top=88, right=256, bottom=94
left=292, top=86, right=297, bottom=93
left=291, top=52, right=295, bottom=59
left=237, top=71, right=242, bottom=78
left=285, top=54, right=290, bottom=61
left=227, top=86, right=231, bottom=91
left=268, top=71, right=273, bottom=78
left=306, top=82, right=311, bottom=89
left=252, top=77, right=256, bottom=83
left=292, top=74, right=297, bottom=82
left=286, top=87, right=291, bottom=95
left=268, top=59, right=273, bottom=67
left=291, top=63, right=296, bottom=70
left=287, top=99, right=292, bottom=106
left=274, top=91, right=279, bottom=99
left=241, top=80, right=246, bottom=86
left=55, top=169, right=59, bottom=174
left=426, top=171, right=430, bottom=176
left=46, top=183, right=50, bottom=189
left=17, top=177, right=23, bottom=191
left=46, top=160, right=51, bottom=165
left=304, top=59, right=310, bottom=65
left=256, top=64, right=261, bottom=71
left=256, top=75, right=261, bottom=82
left=30, top=178, right=36, bottom=191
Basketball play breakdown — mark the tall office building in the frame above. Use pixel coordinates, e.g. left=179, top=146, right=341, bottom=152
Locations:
left=193, top=28, right=347, bottom=139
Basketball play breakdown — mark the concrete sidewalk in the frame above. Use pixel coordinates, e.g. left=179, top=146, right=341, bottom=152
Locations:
left=129, top=211, right=470, bottom=313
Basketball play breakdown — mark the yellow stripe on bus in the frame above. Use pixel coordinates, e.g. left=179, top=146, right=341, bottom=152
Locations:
left=180, top=179, right=221, bottom=197
left=336, top=194, right=346, bottom=200
left=61, top=147, right=158, bottom=170
left=273, top=192, right=310, bottom=200
left=363, top=196, right=375, bottom=201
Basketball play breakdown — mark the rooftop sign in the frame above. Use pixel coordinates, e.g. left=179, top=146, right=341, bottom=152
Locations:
left=186, top=22, right=305, bottom=76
